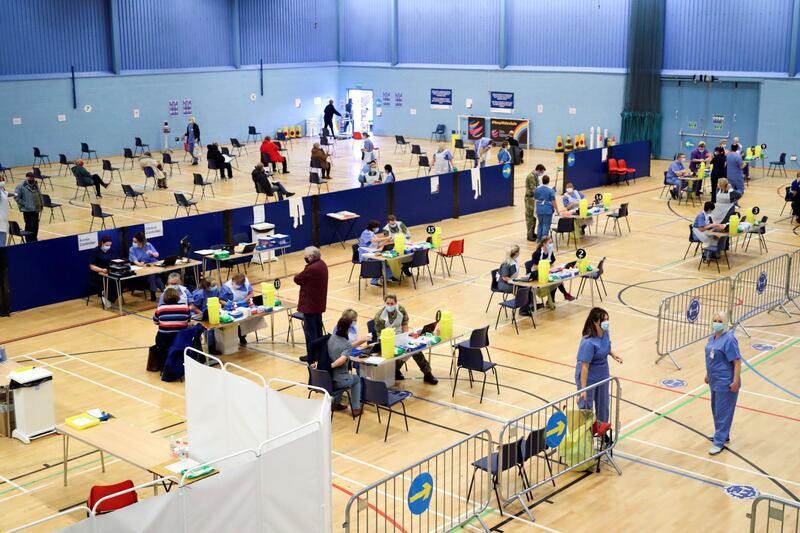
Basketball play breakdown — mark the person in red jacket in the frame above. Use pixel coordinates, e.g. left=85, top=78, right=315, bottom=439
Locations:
left=294, top=246, right=328, bottom=361
left=260, top=137, right=289, bottom=174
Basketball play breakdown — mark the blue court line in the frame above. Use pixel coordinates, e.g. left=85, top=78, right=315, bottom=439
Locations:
left=739, top=356, right=800, bottom=401
left=616, top=452, right=726, bottom=488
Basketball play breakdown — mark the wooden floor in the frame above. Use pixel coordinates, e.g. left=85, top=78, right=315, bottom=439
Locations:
left=1, top=138, right=799, bottom=532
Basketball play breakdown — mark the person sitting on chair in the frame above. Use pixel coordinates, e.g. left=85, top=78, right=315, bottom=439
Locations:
left=251, top=163, right=293, bottom=200
left=693, top=201, right=727, bottom=258
left=158, top=272, right=193, bottom=306
left=358, top=160, right=383, bottom=186
left=207, top=143, right=233, bottom=179
left=139, top=152, right=168, bottom=189
left=310, top=142, right=332, bottom=179
left=666, top=153, right=690, bottom=199
left=325, top=316, right=363, bottom=416
left=219, top=273, right=255, bottom=346
left=527, top=236, right=575, bottom=309
left=129, top=231, right=165, bottom=301
left=71, top=160, right=109, bottom=198
left=153, top=287, right=191, bottom=351
left=260, top=137, right=289, bottom=174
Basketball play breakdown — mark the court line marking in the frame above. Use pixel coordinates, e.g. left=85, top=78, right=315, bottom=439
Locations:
left=615, top=452, right=726, bottom=488
left=0, top=474, right=29, bottom=494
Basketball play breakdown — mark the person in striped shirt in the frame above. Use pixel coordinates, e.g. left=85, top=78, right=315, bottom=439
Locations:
left=153, top=287, right=191, bottom=350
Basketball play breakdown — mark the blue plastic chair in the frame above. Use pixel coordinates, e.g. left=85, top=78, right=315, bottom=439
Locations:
left=357, top=378, right=411, bottom=442
left=452, top=346, right=499, bottom=403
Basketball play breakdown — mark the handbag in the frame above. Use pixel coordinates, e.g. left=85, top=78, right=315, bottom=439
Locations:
left=147, top=344, right=165, bottom=372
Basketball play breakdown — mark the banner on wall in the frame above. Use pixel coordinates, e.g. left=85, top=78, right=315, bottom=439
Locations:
left=467, top=116, right=486, bottom=140
left=490, top=91, right=514, bottom=113
left=430, top=88, right=452, bottom=109
left=490, top=118, right=529, bottom=144
left=394, top=92, right=403, bottom=107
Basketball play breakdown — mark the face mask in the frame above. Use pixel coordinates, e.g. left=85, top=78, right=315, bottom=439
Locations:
left=0, top=181, right=5, bottom=189
left=711, top=322, right=725, bottom=332
left=546, top=243, right=554, bottom=254
left=389, top=223, right=397, bottom=228
left=566, top=188, right=574, bottom=194
left=101, top=244, right=111, bottom=252
left=385, top=304, right=397, bottom=313
left=600, top=321, right=610, bottom=331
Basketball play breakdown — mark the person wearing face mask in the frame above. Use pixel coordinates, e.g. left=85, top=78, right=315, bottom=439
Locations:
left=89, top=235, right=118, bottom=309
left=373, top=294, right=438, bottom=384
left=710, top=178, right=740, bottom=224
left=383, top=214, right=411, bottom=240
left=432, top=143, right=453, bottom=174
left=725, top=143, right=747, bottom=194
left=497, top=141, right=511, bottom=164
left=693, top=201, right=726, bottom=255
left=524, top=165, right=545, bottom=241
left=561, top=182, right=585, bottom=210
left=358, top=219, right=393, bottom=285
left=0, top=174, right=8, bottom=247
left=326, top=316, right=363, bottom=416
left=474, top=137, right=492, bottom=168
left=527, top=237, right=575, bottom=309
left=358, top=160, right=383, bottom=186
left=534, top=175, right=559, bottom=242
left=294, top=246, right=329, bottom=360
left=190, top=277, right=219, bottom=319
left=158, top=272, right=193, bottom=306
left=129, top=231, right=165, bottom=301
left=497, top=244, right=521, bottom=295
left=220, top=273, right=255, bottom=345
left=184, top=116, right=201, bottom=165
left=709, top=146, right=727, bottom=202
left=382, top=164, right=396, bottom=183
left=704, top=311, right=741, bottom=455
left=576, top=307, right=622, bottom=425
left=15, top=172, right=43, bottom=242
left=666, top=153, right=690, bottom=200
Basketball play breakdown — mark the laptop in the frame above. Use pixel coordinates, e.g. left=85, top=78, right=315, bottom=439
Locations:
left=382, top=243, right=395, bottom=252
left=240, top=243, right=257, bottom=254
left=421, top=322, right=438, bottom=335
left=155, top=255, right=179, bottom=267
left=223, top=244, right=236, bottom=254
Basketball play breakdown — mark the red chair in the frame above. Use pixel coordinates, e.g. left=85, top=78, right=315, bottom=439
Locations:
left=606, top=158, right=627, bottom=186
left=88, top=480, right=138, bottom=514
left=352, top=131, right=362, bottom=140
left=617, top=159, right=636, bottom=183
left=435, top=239, right=466, bottom=277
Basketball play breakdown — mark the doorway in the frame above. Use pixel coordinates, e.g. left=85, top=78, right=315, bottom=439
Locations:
left=346, top=89, right=374, bottom=135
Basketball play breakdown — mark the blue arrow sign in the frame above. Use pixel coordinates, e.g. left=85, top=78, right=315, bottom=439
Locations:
left=545, top=411, right=568, bottom=448
left=408, top=472, right=433, bottom=515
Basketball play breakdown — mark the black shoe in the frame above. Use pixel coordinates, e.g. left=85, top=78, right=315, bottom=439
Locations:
left=150, top=292, right=157, bottom=302
left=670, top=190, right=677, bottom=200
left=423, top=373, right=438, bottom=385
left=285, top=192, right=296, bottom=197
left=401, top=268, right=412, bottom=277
left=331, top=402, right=347, bottom=412
left=209, top=349, right=222, bottom=356
left=299, top=355, right=310, bottom=362
left=283, top=170, right=290, bottom=174
left=239, top=335, right=248, bottom=346
left=395, top=371, right=405, bottom=381
left=519, top=308, right=533, bottom=317
left=191, top=161, right=199, bottom=166
left=535, top=303, right=545, bottom=310
left=390, top=276, right=401, bottom=282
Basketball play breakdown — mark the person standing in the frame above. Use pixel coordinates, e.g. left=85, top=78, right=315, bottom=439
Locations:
left=534, top=175, right=558, bottom=242
left=88, top=235, right=119, bottom=309
left=524, top=164, right=545, bottom=241
left=432, top=143, right=453, bottom=174
left=689, top=141, right=711, bottom=194
left=497, top=141, right=511, bottom=164
left=15, top=172, right=43, bottom=242
left=0, top=174, right=8, bottom=247
left=323, top=99, right=341, bottom=137
left=575, top=307, right=623, bottom=425
left=361, top=133, right=378, bottom=163
left=343, top=98, right=354, bottom=133
left=709, top=146, right=727, bottom=202
left=294, top=246, right=328, bottom=360
left=184, top=116, right=200, bottom=165
left=725, top=147, right=747, bottom=194
left=474, top=137, right=492, bottom=167
left=705, top=311, right=741, bottom=455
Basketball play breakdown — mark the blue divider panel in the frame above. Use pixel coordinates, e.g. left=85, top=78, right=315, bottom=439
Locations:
left=458, top=164, right=512, bottom=216
left=162, top=212, right=225, bottom=255
left=394, top=173, right=453, bottom=227
left=318, top=186, right=389, bottom=246
left=562, top=142, right=652, bottom=192
left=264, top=197, right=314, bottom=253
left=610, top=141, right=651, bottom=180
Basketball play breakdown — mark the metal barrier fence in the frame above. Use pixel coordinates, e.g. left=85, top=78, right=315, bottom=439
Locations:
left=731, top=254, right=792, bottom=336
left=656, top=278, right=733, bottom=369
left=748, top=495, right=800, bottom=532
left=343, top=430, right=493, bottom=532
left=788, top=249, right=800, bottom=311
left=496, top=378, right=622, bottom=522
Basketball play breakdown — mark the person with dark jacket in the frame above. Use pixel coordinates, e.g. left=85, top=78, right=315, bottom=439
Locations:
left=311, top=142, right=332, bottom=179
left=184, top=116, right=201, bottom=165
left=251, top=163, right=293, bottom=200
left=15, top=172, right=43, bottom=242
left=89, top=235, right=119, bottom=309
left=323, top=99, right=341, bottom=137
left=71, top=160, right=109, bottom=198
left=294, top=246, right=328, bottom=360
left=709, top=146, right=727, bottom=203
left=206, top=143, right=232, bottom=179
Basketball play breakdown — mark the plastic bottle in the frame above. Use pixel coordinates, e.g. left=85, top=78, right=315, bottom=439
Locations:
left=538, top=258, right=551, bottom=285
left=579, top=198, right=588, bottom=217
left=170, top=436, right=178, bottom=457
left=438, top=310, right=453, bottom=340
left=728, top=214, right=740, bottom=235
left=380, top=328, right=396, bottom=359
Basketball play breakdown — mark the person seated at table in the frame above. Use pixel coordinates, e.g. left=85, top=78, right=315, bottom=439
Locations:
left=190, top=277, right=221, bottom=354
left=497, top=141, right=511, bottom=164
left=382, top=214, right=412, bottom=240
left=432, top=143, right=453, bottom=174
left=158, top=272, right=193, bottom=306
left=527, top=236, right=575, bottom=310
left=690, top=141, right=712, bottom=193
left=260, top=136, right=289, bottom=174
left=89, top=235, right=118, bottom=310
left=496, top=245, right=534, bottom=315
left=219, top=273, right=255, bottom=345
left=666, top=153, right=691, bottom=199
left=358, top=219, right=393, bottom=285
left=139, top=153, right=168, bottom=189
left=326, top=316, right=363, bottom=416
left=341, top=308, right=371, bottom=345
left=373, top=293, right=438, bottom=384
left=561, top=182, right=585, bottom=210
left=383, top=164, right=396, bottom=183
left=358, top=160, right=383, bottom=187
left=153, top=287, right=191, bottom=351
left=790, top=172, right=800, bottom=223
left=694, top=201, right=727, bottom=258
left=207, top=143, right=233, bottom=179
left=310, top=142, right=332, bottom=179
left=129, top=231, right=165, bottom=301
left=71, top=160, right=110, bottom=198
left=361, top=133, right=378, bottom=163
left=251, top=163, right=294, bottom=200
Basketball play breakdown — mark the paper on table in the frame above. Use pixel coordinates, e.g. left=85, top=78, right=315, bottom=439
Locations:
left=164, top=458, right=200, bottom=474
left=130, top=265, right=143, bottom=271
left=195, top=249, right=215, bottom=256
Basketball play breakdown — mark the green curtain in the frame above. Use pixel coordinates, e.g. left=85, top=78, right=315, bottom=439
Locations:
left=621, top=0, right=666, bottom=156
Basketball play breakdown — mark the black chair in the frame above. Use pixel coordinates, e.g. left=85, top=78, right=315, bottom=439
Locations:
left=698, top=236, right=730, bottom=273
left=206, top=159, right=220, bottom=181
left=121, top=184, right=147, bottom=209
left=431, top=123, right=446, bottom=142
left=32, top=167, right=52, bottom=190
left=454, top=138, right=465, bottom=158
left=230, top=138, right=248, bottom=156
left=58, top=154, right=74, bottom=176
left=254, top=180, right=275, bottom=204
left=659, top=171, right=670, bottom=198
left=0, top=162, right=14, bottom=182
left=465, top=148, right=477, bottom=166
left=80, top=142, right=98, bottom=161
left=8, top=221, right=33, bottom=244
left=416, top=155, right=431, bottom=177
left=142, top=166, right=157, bottom=190
left=33, top=147, right=50, bottom=167
left=319, top=134, right=335, bottom=156
left=684, top=224, right=702, bottom=260
left=551, top=217, right=575, bottom=250
left=358, top=260, right=385, bottom=300
left=72, top=169, right=92, bottom=201
left=485, top=268, right=510, bottom=313
left=357, top=378, right=411, bottom=442
left=162, top=152, right=181, bottom=175
left=604, top=203, right=631, bottom=236
left=220, top=146, right=236, bottom=164
left=768, top=152, right=787, bottom=177
left=174, top=192, right=199, bottom=218
left=101, top=160, right=121, bottom=182
left=495, top=286, right=534, bottom=334
left=89, top=203, right=114, bottom=230
left=452, top=346, right=499, bottom=403
left=781, top=186, right=793, bottom=216
left=743, top=216, right=768, bottom=254
left=404, top=249, right=434, bottom=288
left=348, top=243, right=360, bottom=283
left=192, top=173, right=214, bottom=198
left=41, top=194, right=64, bottom=223
left=457, top=326, right=491, bottom=362
left=134, top=137, right=149, bottom=156
left=577, top=257, right=608, bottom=301
left=409, top=144, right=426, bottom=164
left=394, top=135, right=408, bottom=153
left=123, top=148, right=135, bottom=170
left=274, top=140, right=288, bottom=159
left=247, top=126, right=262, bottom=143
left=308, top=170, right=330, bottom=196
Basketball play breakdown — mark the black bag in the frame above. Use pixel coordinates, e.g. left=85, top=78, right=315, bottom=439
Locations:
left=147, top=344, right=166, bottom=372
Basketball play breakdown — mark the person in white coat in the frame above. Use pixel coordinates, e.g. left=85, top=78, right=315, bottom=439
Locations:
left=432, top=144, right=453, bottom=174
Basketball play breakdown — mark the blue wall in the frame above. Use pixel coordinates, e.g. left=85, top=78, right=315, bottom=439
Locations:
left=0, top=67, right=338, bottom=168
left=341, top=0, right=392, bottom=63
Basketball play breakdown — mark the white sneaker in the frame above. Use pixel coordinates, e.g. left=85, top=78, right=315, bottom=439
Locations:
left=708, top=445, right=723, bottom=455
left=101, top=296, right=111, bottom=309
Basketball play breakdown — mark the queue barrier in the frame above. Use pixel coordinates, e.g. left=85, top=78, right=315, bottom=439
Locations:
left=343, top=430, right=493, bottom=533
left=731, top=253, right=792, bottom=337
left=787, top=249, right=800, bottom=312
left=748, top=494, right=800, bottom=532
left=655, top=277, right=733, bottom=369
left=495, top=377, right=622, bottom=522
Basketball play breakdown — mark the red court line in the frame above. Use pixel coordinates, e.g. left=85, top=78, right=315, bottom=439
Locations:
left=332, top=482, right=408, bottom=533
left=492, top=346, right=800, bottom=423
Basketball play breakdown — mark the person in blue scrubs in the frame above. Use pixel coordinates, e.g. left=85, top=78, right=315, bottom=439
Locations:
left=725, top=148, right=747, bottom=194
left=383, top=164, right=396, bottom=183
left=666, top=153, right=690, bottom=199
left=704, top=311, right=742, bottom=455
left=358, top=219, right=392, bottom=286
left=362, top=133, right=377, bottom=163
left=561, top=182, right=585, bottom=210
left=129, top=231, right=165, bottom=301
left=190, top=277, right=220, bottom=354
left=575, top=307, right=623, bottom=424
left=497, top=141, right=511, bottom=164
left=534, top=175, right=559, bottom=242
left=474, top=138, right=491, bottom=167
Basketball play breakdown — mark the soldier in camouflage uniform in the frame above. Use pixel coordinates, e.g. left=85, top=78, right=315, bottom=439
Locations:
left=525, top=164, right=546, bottom=241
